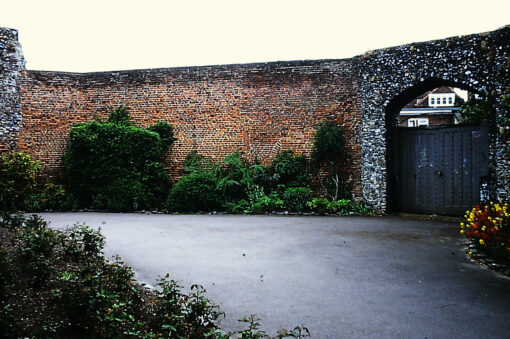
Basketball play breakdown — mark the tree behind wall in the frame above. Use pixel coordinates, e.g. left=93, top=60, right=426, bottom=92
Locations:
left=64, top=106, right=175, bottom=211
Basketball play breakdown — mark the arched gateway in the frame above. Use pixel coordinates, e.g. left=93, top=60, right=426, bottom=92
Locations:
left=359, top=26, right=510, bottom=213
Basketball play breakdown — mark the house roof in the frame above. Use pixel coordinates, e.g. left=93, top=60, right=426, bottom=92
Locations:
left=403, top=86, right=465, bottom=108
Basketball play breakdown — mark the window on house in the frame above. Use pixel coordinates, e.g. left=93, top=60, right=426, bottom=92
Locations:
left=408, top=118, right=429, bottom=127
left=448, top=96, right=453, bottom=104
left=430, top=98, right=435, bottom=105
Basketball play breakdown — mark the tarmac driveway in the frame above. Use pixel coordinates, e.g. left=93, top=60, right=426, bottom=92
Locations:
left=39, top=213, right=510, bottom=338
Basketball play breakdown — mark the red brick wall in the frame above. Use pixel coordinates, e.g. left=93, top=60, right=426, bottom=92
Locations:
left=18, top=60, right=363, bottom=196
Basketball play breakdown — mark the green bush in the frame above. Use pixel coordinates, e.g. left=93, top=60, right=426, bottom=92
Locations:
left=306, top=198, right=330, bottom=215
left=460, top=96, right=492, bottom=124
left=25, top=182, right=70, bottom=212
left=215, top=151, right=254, bottom=203
left=17, top=215, right=61, bottom=285
left=0, top=152, right=40, bottom=212
left=64, top=106, right=174, bottom=211
left=329, top=199, right=371, bottom=215
left=283, top=187, right=313, bottom=212
left=267, top=150, right=310, bottom=192
left=312, top=121, right=350, bottom=201
left=167, top=172, right=221, bottom=212
left=229, top=187, right=284, bottom=214
left=183, top=150, right=215, bottom=175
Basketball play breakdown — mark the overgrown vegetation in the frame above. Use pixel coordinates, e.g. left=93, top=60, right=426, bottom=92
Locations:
left=0, top=152, right=69, bottom=214
left=0, top=213, right=310, bottom=338
left=1, top=105, right=369, bottom=215
left=167, top=148, right=369, bottom=215
left=311, top=121, right=350, bottom=201
left=64, top=106, right=175, bottom=211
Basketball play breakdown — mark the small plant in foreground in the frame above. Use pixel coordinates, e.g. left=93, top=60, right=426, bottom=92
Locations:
left=461, top=202, right=510, bottom=265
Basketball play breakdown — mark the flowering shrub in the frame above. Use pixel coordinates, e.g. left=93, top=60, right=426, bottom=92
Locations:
left=461, top=202, right=510, bottom=264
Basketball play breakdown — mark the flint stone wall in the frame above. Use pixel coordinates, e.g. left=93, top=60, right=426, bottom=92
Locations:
left=0, top=28, right=25, bottom=151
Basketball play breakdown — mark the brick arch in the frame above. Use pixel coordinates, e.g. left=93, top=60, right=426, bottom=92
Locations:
left=359, top=26, right=510, bottom=213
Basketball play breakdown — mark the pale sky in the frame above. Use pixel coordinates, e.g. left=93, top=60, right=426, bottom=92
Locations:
left=1, top=0, right=509, bottom=72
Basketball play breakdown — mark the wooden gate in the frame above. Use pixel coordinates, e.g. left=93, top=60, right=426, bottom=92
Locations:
left=391, top=123, right=488, bottom=216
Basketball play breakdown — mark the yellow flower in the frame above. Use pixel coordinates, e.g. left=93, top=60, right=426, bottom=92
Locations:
left=460, top=222, right=465, bottom=227
left=460, top=229, right=465, bottom=234
left=468, top=251, right=473, bottom=255
left=479, top=239, right=485, bottom=245
left=482, top=226, right=486, bottom=231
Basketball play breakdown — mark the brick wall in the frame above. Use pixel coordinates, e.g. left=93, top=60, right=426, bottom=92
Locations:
left=18, top=60, right=363, bottom=197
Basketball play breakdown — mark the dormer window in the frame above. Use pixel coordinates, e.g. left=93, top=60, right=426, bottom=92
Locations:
left=429, top=93, right=455, bottom=107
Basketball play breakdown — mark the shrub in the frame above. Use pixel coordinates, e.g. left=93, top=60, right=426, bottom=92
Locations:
left=62, top=224, right=105, bottom=262
left=167, top=172, right=221, bottom=212
left=311, top=121, right=350, bottom=201
left=183, top=150, right=215, bottom=175
left=0, top=214, right=309, bottom=338
left=0, top=152, right=40, bottom=212
left=283, top=187, right=313, bottom=212
left=306, top=198, right=330, bottom=215
left=328, top=199, right=370, bottom=215
left=267, top=150, right=310, bottom=192
left=17, top=215, right=61, bottom=285
left=215, top=151, right=254, bottom=203
left=306, top=198, right=371, bottom=215
left=236, top=187, right=284, bottom=214
left=64, top=106, right=174, bottom=211
left=461, top=202, right=510, bottom=264
left=25, top=182, right=71, bottom=212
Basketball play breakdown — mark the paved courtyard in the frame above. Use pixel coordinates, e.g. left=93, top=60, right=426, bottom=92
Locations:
left=39, top=213, right=510, bottom=338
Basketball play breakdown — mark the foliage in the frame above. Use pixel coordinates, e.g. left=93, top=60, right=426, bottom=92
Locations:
left=461, top=202, right=510, bottom=264
left=460, top=96, right=492, bottom=124
left=183, top=150, right=215, bottom=175
left=148, top=121, right=177, bottom=149
left=328, top=199, right=371, bottom=215
left=267, top=150, right=310, bottom=192
left=61, top=224, right=105, bottom=262
left=17, top=215, right=61, bottom=286
left=311, top=121, right=350, bottom=201
left=282, top=187, right=312, bottom=212
left=306, top=198, right=371, bottom=216
left=167, top=172, right=222, bottom=212
left=0, top=214, right=309, bottom=338
left=25, top=181, right=71, bottom=212
left=64, top=106, right=174, bottom=211
left=215, top=151, right=255, bottom=203
left=306, top=198, right=330, bottom=215
left=150, top=276, right=224, bottom=338
left=231, top=315, right=309, bottom=338
left=107, top=105, right=132, bottom=126
left=226, top=188, right=284, bottom=214
left=0, top=152, right=40, bottom=212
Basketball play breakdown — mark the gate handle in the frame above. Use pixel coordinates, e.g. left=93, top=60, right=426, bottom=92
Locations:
left=435, top=170, right=443, bottom=176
